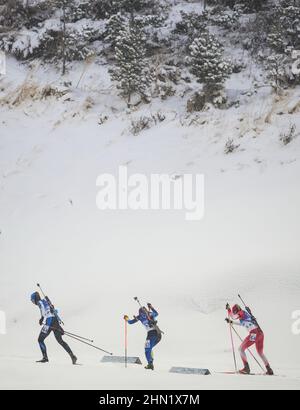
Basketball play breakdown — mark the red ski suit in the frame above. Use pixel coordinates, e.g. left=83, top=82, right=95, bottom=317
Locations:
left=228, top=308, right=270, bottom=367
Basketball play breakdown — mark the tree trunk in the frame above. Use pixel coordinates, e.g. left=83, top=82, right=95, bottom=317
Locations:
left=62, top=3, right=67, bottom=76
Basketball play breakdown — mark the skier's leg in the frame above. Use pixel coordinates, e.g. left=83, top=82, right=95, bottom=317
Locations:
left=38, top=325, right=51, bottom=360
left=145, top=332, right=160, bottom=369
left=53, top=327, right=75, bottom=360
left=256, top=332, right=270, bottom=368
left=145, top=337, right=154, bottom=365
left=239, top=335, right=254, bottom=365
left=152, top=333, right=162, bottom=349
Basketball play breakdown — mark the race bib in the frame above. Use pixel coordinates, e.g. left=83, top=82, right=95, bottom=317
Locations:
left=145, top=340, right=151, bottom=349
left=42, top=325, right=50, bottom=334
left=250, top=333, right=257, bottom=342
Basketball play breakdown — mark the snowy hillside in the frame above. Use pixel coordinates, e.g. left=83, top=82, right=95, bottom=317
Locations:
left=1, top=0, right=300, bottom=390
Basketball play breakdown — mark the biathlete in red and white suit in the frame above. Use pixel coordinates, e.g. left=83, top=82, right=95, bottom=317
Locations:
left=226, top=304, right=274, bottom=375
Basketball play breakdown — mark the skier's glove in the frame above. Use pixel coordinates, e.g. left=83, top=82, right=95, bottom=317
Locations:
left=39, top=318, right=44, bottom=326
left=225, top=318, right=233, bottom=324
left=226, top=303, right=230, bottom=310
left=147, top=303, right=153, bottom=310
left=124, top=315, right=129, bottom=322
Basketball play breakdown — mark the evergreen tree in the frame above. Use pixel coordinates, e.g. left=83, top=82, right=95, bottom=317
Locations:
left=207, top=0, right=264, bottom=11
left=266, top=53, right=288, bottom=93
left=92, top=0, right=159, bottom=19
left=189, top=33, right=232, bottom=97
left=105, top=13, right=127, bottom=50
left=111, top=24, right=152, bottom=104
left=52, top=0, right=96, bottom=74
left=267, top=0, right=300, bottom=53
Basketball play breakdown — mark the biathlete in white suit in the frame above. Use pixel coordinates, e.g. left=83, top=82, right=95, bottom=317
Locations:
left=226, top=303, right=274, bottom=375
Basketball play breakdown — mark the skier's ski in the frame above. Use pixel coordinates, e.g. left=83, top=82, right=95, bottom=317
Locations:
left=216, top=371, right=284, bottom=377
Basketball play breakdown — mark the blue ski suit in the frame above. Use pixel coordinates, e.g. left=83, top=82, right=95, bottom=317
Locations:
left=128, top=308, right=162, bottom=365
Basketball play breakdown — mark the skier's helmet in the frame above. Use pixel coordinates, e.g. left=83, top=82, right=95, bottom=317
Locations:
left=232, top=304, right=242, bottom=315
left=31, top=292, right=41, bottom=305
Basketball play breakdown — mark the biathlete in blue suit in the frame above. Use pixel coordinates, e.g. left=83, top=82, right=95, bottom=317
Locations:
left=124, top=303, right=162, bottom=370
left=31, top=292, right=77, bottom=364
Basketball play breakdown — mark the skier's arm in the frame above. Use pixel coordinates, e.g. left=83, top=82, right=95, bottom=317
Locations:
left=151, top=309, right=158, bottom=320
left=231, top=320, right=242, bottom=327
left=38, top=301, right=45, bottom=325
left=124, top=315, right=139, bottom=325
left=147, top=303, right=158, bottom=318
left=225, top=318, right=241, bottom=326
left=128, top=318, right=138, bottom=325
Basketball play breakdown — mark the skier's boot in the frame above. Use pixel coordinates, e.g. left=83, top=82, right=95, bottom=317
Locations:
left=266, top=365, right=274, bottom=376
left=239, top=363, right=250, bottom=375
left=71, top=354, right=78, bottom=365
left=145, top=363, right=154, bottom=371
left=36, top=356, right=49, bottom=364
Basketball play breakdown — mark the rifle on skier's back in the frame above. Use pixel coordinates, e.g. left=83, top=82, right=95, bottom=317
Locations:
left=238, top=294, right=262, bottom=331
left=37, top=283, right=64, bottom=325
left=134, top=297, right=164, bottom=337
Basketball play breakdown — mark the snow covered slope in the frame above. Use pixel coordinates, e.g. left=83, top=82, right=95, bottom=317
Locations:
left=0, top=51, right=300, bottom=390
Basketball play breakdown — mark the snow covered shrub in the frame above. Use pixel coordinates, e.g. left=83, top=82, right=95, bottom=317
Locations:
left=174, top=12, right=208, bottom=38
left=130, top=112, right=165, bottom=135
left=154, top=64, right=181, bottom=100
left=280, top=124, right=298, bottom=146
left=40, top=85, right=67, bottom=99
left=265, top=54, right=289, bottom=93
left=0, top=31, right=34, bottom=60
left=236, top=0, right=265, bottom=12
left=232, top=59, right=246, bottom=74
left=188, top=33, right=232, bottom=103
left=60, top=0, right=95, bottom=23
left=187, top=92, right=206, bottom=112
left=244, top=0, right=300, bottom=55
left=267, top=1, right=300, bottom=53
left=157, top=83, right=176, bottom=100
left=92, top=0, right=161, bottom=19
left=208, top=8, right=240, bottom=30
left=1, top=23, right=97, bottom=65
left=212, top=90, right=228, bottom=108
left=156, top=64, right=181, bottom=84
left=105, top=11, right=165, bottom=53
left=207, top=0, right=264, bottom=12
left=0, top=0, right=29, bottom=30
left=110, top=24, right=152, bottom=104
left=224, top=138, right=240, bottom=154
left=40, top=25, right=96, bottom=62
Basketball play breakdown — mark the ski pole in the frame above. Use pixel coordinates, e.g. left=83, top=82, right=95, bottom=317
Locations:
left=134, top=296, right=152, bottom=319
left=46, top=326, right=94, bottom=343
left=228, top=313, right=238, bottom=373
left=125, top=319, right=128, bottom=369
left=37, top=283, right=64, bottom=326
left=64, top=333, right=113, bottom=355
left=63, top=330, right=94, bottom=343
left=230, top=325, right=265, bottom=372
left=238, top=294, right=262, bottom=331
left=133, top=296, right=143, bottom=309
